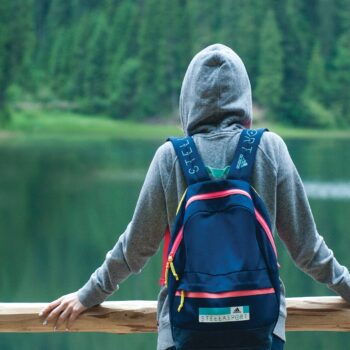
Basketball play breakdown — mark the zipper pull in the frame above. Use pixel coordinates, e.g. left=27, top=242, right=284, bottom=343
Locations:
left=164, top=261, right=169, bottom=286
left=168, top=255, right=179, bottom=281
left=177, top=290, right=185, bottom=312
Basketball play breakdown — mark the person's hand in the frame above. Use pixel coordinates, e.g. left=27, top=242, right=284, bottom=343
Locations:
left=39, top=292, right=88, bottom=331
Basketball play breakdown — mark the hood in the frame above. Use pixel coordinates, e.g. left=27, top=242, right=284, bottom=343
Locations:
left=179, top=44, right=252, bottom=135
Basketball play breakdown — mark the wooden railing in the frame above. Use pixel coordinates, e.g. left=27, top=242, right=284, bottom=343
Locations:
left=1, top=297, right=350, bottom=333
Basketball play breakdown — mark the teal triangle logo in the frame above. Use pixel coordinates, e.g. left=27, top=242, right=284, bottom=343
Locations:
left=236, top=154, right=248, bottom=169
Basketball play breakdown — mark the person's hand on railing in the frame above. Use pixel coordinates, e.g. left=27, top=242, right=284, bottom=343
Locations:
left=38, top=292, right=87, bottom=331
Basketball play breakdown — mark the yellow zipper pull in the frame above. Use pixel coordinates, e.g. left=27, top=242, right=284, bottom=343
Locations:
left=177, top=290, right=185, bottom=312
left=164, top=261, right=169, bottom=286
left=168, top=255, right=179, bottom=281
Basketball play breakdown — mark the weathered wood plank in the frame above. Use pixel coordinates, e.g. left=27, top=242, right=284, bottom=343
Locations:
left=286, top=296, right=350, bottom=331
left=1, top=297, right=350, bottom=333
left=0, top=301, right=157, bottom=333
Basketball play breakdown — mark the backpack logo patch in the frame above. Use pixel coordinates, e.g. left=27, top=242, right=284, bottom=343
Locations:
left=236, top=154, right=248, bottom=169
left=199, top=306, right=250, bottom=323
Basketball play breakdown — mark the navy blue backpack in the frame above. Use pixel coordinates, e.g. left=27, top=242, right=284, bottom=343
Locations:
left=163, top=129, right=280, bottom=350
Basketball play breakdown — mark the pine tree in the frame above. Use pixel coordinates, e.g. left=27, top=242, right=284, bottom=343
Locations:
left=302, top=42, right=335, bottom=127
left=48, top=26, right=75, bottom=98
left=304, top=42, right=327, bottom=102
left=156, top=0, right=192, bottom=114
left=106, top=0, right=139, bottom=118
left=66, top=13, right=92, bottom=100
left=336, top=0, right=350, bottom=34
left=136, top=0, right=163, bottom=118
left=46, top=0, right=74, bottom=31
left=84, top=13, right=109, bottom=113
left=155, top=1, right=173, bottom=113
left=232, top=1, right=268, bottom=87
left=33, top=0, right=52, bottom=56
left=187, top=0, right=222, bottom=53
left=255, top=10, right=283, bottom=118
left=110, top=58, right=140, bottom=119
left=2, top=0, right=349, bottom=128
left=317, top=0, right=337, bottom=58
left=173, top=0, right=192, bottom=108
left=273, top=0, right=314, bottom=124
left=106, top=0, right=139, bottom=72
left=0, top=0, right=33, bottom=124
left=331, top=32, right=350, bottom=125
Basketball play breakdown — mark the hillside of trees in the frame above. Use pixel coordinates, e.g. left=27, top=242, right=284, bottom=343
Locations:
left=1, top=0, right=350, bottom=127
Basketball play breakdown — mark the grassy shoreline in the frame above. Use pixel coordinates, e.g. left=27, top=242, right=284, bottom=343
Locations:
left=1, top=108, right=350, bottom=143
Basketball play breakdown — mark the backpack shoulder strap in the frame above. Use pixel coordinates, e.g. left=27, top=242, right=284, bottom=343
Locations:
left=227, top=128, right=268, bottom=181
left=168, top=136, right=210, bottom=186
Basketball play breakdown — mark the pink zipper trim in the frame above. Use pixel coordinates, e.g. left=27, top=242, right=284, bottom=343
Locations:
left=254, top=210, right=277, bottom=256
left=175, top=288, right=275, bottom=299
left=185, top=189, right=252, bottom=209
left=169, top=189, right=277, bottom=260
left=169, top=226, right=184, bottom=257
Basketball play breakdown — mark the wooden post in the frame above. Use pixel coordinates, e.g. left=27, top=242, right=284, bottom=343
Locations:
left=1, top=297, right=350, bottom=333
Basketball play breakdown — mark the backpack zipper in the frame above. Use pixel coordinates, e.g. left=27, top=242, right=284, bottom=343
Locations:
left=165, top=189, right=277, bottom=285
left=165, top=226, right=184, bottom=285
left=178, top=290, right=185, bottom=312
left=185, top=189, right=276, bottom=255
left=185, top=189, right=252, bottom=209
left=176, top=288, right=275, bottom=312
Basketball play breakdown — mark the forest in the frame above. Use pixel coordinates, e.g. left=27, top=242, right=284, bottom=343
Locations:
left=1, top=0, right=350, bottom=128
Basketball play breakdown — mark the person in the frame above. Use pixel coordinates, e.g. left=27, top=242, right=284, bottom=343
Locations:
left=40, top=44, right=350, bottom=350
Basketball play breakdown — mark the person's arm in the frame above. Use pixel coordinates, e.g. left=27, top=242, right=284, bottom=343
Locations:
left=39, top=145, right=169, bottom=330
left=275, top=136, right=350, bottom=301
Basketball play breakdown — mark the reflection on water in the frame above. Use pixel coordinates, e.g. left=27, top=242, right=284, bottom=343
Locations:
left=305, top=182, right=350, bottom=199
left=1, top=136, right=350, bottom=350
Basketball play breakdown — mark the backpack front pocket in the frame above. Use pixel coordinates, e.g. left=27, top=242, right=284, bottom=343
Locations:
left=172, top=284, right=278, bottom=326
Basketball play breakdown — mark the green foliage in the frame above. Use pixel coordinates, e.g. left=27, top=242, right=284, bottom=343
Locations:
left=48, top=27, right=75, bottom=96
left=83, top=14, right=109, bottom=112
left=317, top=0, right=336, bottom=58
left=302, top=98, right=336, bottom=127
left=0, top=0, right=33, bottom=123
left=331, top=32, right=350, bottom=125
left=5, top=108, right=183, bottom=141
left=336, top=0, right=350, bottom=34
left=274, top=0, right=314, bottom=125
left=304, top=43, right=327, bottom=102
left=255, top=10, right=283, bottom=118
left=1, top=0, right=350, bottom=128
left=5, top=108, right=350, bottom=142
left=106, top=1, right=139, bottom=96
left=230, top=1, right=267, bottom=85
left=110, top=58, right=141, bottom=119
left=136, top=0, right=164, bottom=117
left=302, top=42, right=335, bottom=127
left=156, top=0, right=192, bottom=113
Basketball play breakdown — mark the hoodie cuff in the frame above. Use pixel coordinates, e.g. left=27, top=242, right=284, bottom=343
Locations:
left=77, top=278, right=118, bottom=308
left=330, top=280, right=350, bottom=304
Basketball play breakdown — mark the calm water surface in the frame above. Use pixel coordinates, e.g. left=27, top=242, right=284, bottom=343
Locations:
left=1, top=136, right=350, bottom=349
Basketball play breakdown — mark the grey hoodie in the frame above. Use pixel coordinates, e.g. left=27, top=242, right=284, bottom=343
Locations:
left=78, top=44, right=350, bottom=349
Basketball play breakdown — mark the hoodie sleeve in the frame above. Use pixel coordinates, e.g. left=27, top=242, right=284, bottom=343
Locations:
left=77, top=146, right=169, bottom=308
left=275, top=137, right=350, bottom=302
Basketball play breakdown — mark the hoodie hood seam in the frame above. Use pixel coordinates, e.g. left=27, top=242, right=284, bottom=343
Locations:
left=179, top=44, right=252, bottom=135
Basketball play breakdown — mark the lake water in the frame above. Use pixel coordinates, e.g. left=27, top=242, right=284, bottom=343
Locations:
left=1, top=136, right=350, bottom=349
